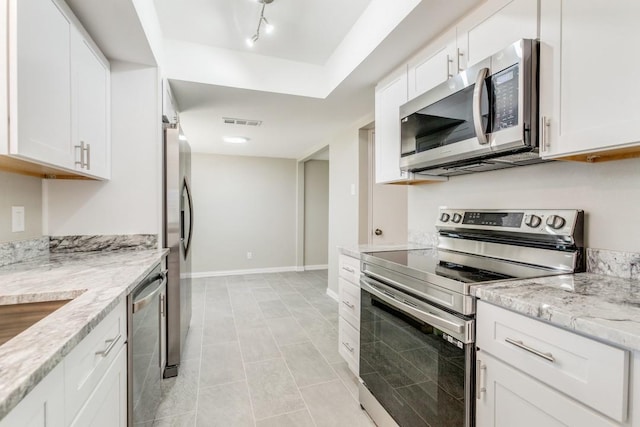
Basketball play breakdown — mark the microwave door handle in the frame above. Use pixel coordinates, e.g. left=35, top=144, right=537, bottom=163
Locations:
left=473, top=67, right=490, bottom=145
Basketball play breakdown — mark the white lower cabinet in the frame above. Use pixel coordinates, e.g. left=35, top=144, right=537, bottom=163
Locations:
left=0, top=363, right=65, bottom=427
left=69, top=344, right=127, bottom=427
left=476, top=301, right=632, bottom=427
left=337, top=253, right=361, bottom=375
left=476, top=352, right=620, bottom=427
left=0, top=302, right=127, bottom=426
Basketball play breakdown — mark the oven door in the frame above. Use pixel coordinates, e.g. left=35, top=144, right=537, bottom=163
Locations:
left=359, top=276, right=475, bottom=427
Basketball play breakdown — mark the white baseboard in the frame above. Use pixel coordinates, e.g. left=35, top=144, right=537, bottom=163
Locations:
left=326, top=288, right=339, bottom=302
left=189, top=266, right=300, bottom=278
left=304, top=264, right=328, bottom=271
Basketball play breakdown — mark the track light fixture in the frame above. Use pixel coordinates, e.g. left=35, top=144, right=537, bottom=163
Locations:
left=246, top=0, right=275, bottom=48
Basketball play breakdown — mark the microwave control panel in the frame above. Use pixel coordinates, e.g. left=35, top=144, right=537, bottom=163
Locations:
left=491, top=64, right=519, bottom=132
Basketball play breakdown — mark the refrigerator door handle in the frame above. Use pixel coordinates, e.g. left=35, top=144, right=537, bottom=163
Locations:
left=181, top=176, right=194, bottom=258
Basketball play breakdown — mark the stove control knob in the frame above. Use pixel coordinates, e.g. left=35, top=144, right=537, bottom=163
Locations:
left=452, top=213, right=462, bottom=223
left=546, top=215, right=566, bottom=230
left=440, top=213, right=451, bottom=223
left=524, top=214, right=542, bottom=228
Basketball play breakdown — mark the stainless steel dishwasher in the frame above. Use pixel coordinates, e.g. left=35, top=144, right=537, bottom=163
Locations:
left=127, top=265, right=167, bottom=426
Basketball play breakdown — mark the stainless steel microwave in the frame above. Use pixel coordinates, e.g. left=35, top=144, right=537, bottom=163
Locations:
left=399, top=39, right=541, bottom=176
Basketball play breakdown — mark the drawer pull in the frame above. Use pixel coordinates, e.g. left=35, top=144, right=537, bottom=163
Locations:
left=342, top=300, right=355, bottom=309
left=95, top=334, right=121, bottom=357
left=342, top=341, right=355, bottom=353
left=341, top=266, right=355, bottom=273
left=505, top=337, right=555, bottom=363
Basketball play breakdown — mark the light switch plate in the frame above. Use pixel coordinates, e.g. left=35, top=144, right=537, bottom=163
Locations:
left=11, top=206, right=25, bottom=232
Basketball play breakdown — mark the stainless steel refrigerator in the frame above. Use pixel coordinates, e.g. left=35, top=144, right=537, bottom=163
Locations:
left=163, top=125, right=193, bottom=378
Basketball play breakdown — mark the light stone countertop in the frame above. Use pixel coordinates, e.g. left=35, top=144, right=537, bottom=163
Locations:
left=339, top=243, right=431, bottom=259
left=0, top=249, right=168, bottom=421
left=472, top=273, right=640, bottom=352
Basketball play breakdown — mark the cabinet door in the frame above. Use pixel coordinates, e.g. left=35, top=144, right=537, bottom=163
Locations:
left=458, top=0, right=539, bottom=68
left=71, top=27, right=110, bottom=179
left=407, top=29, right=457, bottom=100
left=374, top=69, right=409, bottom=183
left=9, top=0, right=73, bottom=169
left=476, top=352, right=620, bottom=427
left=539, top=0, right=640, bottom=159
left=0, top=363, right=65, bottom=427
left=69, top=344, right=128, bottom=427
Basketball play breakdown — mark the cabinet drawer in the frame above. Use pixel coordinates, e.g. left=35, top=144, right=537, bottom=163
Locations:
left=338, top=254, right=360, bottom=285
left=65, top=299, right=126, bottom=423
left=477, top=301, right=629, bottom=422
left=338, top=317, right=359, bottom=376
left=338, top=278, right=360, bottom=329
left=476, top=352, right=620, bottom=427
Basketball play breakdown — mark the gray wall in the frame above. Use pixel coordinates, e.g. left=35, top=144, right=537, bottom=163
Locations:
left=408, top=157, right=640, bottom=252
left=304, top=160, right=329, bottom=267
left=191, top=153, right=297, bottom=274
left=0, top=171, right=42, bottom=243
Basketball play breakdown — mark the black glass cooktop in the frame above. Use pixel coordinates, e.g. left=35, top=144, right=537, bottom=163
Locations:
left=367, top=249, right=538, bottom=284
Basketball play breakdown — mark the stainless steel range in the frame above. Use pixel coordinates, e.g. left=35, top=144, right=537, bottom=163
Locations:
left=358, top=209, right=584, bottom=427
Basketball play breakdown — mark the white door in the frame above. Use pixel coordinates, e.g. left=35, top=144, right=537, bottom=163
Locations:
left=10, top=0, right=73, bottom=168
left=368, top=131, right=407, bottom=245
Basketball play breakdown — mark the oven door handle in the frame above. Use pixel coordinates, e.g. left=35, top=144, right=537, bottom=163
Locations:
left=360, top=277, right=465, bottom=336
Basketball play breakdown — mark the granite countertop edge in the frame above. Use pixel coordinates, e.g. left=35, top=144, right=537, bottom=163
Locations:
left=339, top=243, right=431, bottom=258
left=472, top=272, right=640, bottom=352
left=0, top=248, right=169, bottom=421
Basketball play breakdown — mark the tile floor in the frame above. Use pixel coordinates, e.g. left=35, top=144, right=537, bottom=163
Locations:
left=149, top=270, right=375, bottom=427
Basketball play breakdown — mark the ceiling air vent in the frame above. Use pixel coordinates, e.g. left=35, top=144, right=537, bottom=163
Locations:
left=222, top=117, right=263, bottom=127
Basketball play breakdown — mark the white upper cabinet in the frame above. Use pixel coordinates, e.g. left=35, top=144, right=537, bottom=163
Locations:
left=407, top=28, right=458, bottom=100
left=539, top=0, right=640, bottom=160
left=9, top=0, right=73, bottom=169
left=458, top=0, right=539, bottom=69
left=374, top=67, right=410, bottom=184
left=71, top=27, right=110, bottom=179
left=5, top=0, right=111, bottom=179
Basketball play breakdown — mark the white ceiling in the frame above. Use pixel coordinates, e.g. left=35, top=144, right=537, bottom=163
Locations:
left=154, top=0, right=373, bottom=65
left=66, top=0, right=484, bottom=160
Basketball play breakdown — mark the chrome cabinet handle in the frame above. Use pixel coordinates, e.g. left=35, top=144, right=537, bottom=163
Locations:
left=457, top=48, right=464, bottom=72
left=476, top=359, right=486, bottom=400
left=446, top=55, right=453, bottom=79
left=505, top=337, right=555, bottom=363
left=342, top=300, right=355, bottom=309
left=75, top=142, right=85, bottom=168
left=341, top=266, right=355, bottom=273
left=342, top=342, right=354, bottom=353
left=95, top=334, right=121, bottom=357
left=473, top=67, right=490, bottom=145
left=74, top=141, right=91, bottom=169
left=84, top=143, right=91, bottom=170
left=541, top=116, right=551, bottom=152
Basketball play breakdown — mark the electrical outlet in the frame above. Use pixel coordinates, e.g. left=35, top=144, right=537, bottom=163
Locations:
left=11, top=206, right=25, bottom=232
left=246, top=252, right=253, bottom=260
